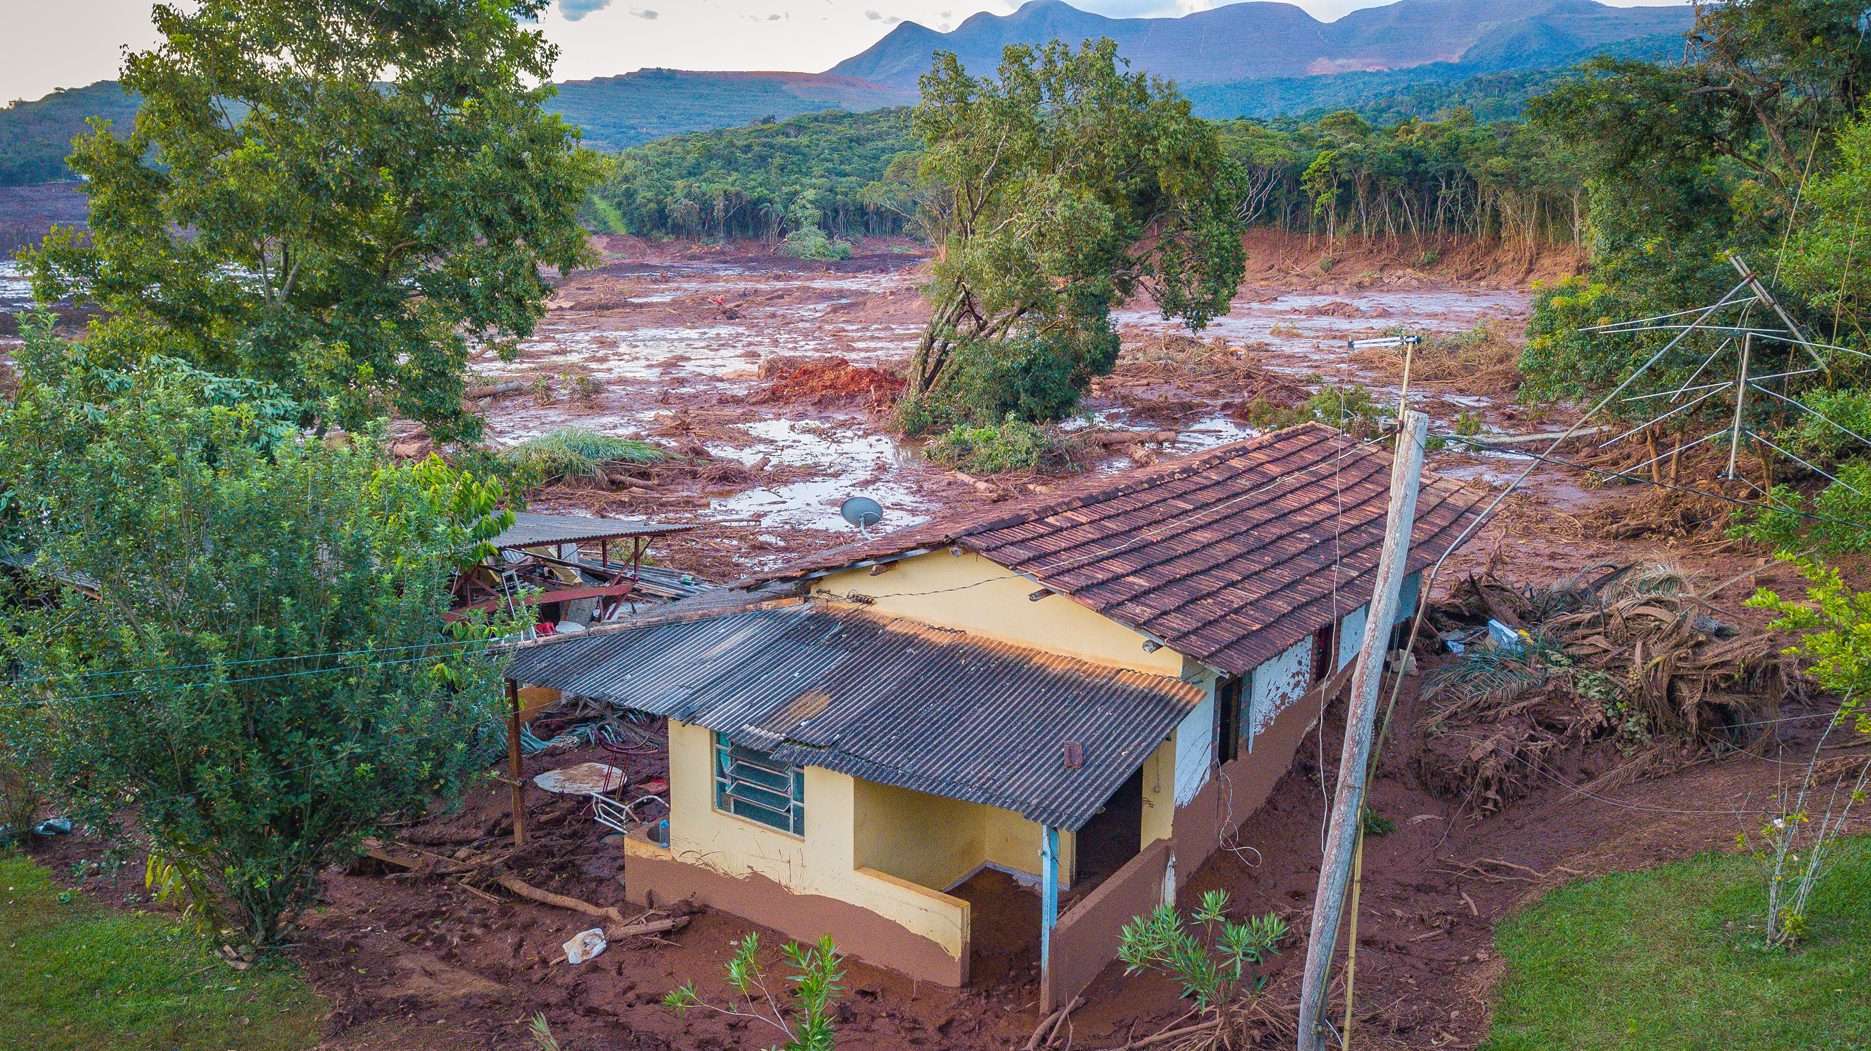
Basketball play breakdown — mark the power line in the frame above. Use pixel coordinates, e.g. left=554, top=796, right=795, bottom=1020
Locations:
left=1437, top=433, right=1871, bottom=535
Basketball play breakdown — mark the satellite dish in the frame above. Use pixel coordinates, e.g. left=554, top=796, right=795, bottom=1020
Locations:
left=839, top=496, right=885, bottom=532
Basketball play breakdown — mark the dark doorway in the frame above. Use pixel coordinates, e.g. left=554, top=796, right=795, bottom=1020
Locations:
left=1073, top=767, right=1144, bottom=891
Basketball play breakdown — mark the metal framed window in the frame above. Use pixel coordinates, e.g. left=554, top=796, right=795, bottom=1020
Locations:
left=713, top=733, right=805, bottom=836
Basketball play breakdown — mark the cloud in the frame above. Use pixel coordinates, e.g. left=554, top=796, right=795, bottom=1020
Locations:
left=630, top=6, right=658, bottom=17
left=864, top=9, right=901, bottom=21
left=559, top=0, right=612, bottom=21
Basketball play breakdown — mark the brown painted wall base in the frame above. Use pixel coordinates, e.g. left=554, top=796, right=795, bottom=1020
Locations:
left=1043, top=838, right=1171, bottom=1012
left=1172, top=666, right=1351, bottom=878
left=625, top=846, right=970, bottom=987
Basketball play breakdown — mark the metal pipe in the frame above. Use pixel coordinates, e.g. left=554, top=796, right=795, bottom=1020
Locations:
left=507, top=678, right=527, bottom=847
left=1726, top=333, right=1753, bottom=480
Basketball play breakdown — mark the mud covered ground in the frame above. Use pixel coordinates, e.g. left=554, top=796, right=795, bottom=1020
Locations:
left=10, top=213, right=1861, bottom=1050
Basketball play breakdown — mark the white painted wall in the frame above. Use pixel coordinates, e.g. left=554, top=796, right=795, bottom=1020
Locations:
left=1172, top=687, right=1216, bottom=805
left=1336, top=605, right=1368, bottom=671
left=1247, top=636, right=1313, bottom=746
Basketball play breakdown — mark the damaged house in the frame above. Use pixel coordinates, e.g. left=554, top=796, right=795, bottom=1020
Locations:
left=504, top=423, right=1483, bottom=1009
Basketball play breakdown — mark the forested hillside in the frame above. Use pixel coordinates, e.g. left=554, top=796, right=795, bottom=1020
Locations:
left=588, top=102, right=1580, bottom=250
left=551, top=70, right=911, bottom=151
left=0, top=82, right=139, bottom=185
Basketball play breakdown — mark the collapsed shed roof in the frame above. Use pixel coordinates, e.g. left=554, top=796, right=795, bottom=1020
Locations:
left=741, top=423, right=1485, bottom=676
left=506, top=603, right=1203, bottom=829
left=492, top=511, right=692, bottom=550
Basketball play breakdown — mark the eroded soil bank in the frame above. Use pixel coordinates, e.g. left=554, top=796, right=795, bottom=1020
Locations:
left=11, top=219, right=1858, bottom=1050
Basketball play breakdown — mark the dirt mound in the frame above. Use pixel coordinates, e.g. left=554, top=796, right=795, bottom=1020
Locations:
left=1414, top=562, right=1804, bottom=813
left=1103, top=331, right=1312, bottom=421
left=1237, top=227, right=1584, bottom=289
left=750, top=354, right=904, bottom=410
left=1354, top=320, right=1525, bottom=397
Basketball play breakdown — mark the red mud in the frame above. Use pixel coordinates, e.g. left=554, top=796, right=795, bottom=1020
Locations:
left=12, top=216, right=1866, bottom=1050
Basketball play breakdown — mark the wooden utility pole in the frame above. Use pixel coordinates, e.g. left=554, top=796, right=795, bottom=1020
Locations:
left=1297, top=410, right=1428, bottom=1051
left=506, top=678, right=527, bottom=847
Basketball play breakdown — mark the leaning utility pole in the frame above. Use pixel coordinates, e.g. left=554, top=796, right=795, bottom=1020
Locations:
left=1297, top=409, right=1428, bottom=1051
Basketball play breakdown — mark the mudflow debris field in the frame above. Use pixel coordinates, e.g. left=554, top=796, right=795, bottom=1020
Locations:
left=460, top=234, right=1547, bottom=570
left=19, top=228, right=1862, bottom=1051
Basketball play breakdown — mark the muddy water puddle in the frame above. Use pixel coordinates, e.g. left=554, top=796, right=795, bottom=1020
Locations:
left=483, top=254, right=1535, bottom=551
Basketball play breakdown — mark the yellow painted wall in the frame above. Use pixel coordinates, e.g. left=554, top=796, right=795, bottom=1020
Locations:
left=1139, top=737, right=1176, bottom=848
left=853, top=781, right=986, bottom=890
left=663, top=719, right=976, bottom=959
left=816, top=551, right=1186, bottom=676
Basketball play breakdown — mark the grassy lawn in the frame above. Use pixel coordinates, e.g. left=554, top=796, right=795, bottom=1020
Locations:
left=0, top=853, right=325, bottom=1051
left=1484, top=836, right=1871, bottom=1050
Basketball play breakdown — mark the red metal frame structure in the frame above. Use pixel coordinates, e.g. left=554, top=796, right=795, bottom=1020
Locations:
left=449, top=512, right=692, bottom=624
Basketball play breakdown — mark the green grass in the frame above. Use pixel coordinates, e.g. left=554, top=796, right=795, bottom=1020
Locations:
left=1483, top=836, right=1871, bottom=1050
left=0, top=854, right=324, bottom=1051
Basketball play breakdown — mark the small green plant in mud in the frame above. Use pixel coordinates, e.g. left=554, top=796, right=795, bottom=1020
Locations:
left=665, top=933, right=844, bottom=1051
left=1118, top=890, right=1288, bottom=1010
left=529, top=1013, right=566, bottom=1051
left=928, top=417, right=1076, bottom=474
left=1361, top=806, right=1396, bottom=837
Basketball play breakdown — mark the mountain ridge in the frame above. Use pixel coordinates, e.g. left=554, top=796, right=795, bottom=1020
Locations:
left=828, top=0, right=1692, bottom=87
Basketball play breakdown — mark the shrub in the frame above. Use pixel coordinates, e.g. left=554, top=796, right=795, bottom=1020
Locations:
left=665, top=933, right=844, bottom=1050
left=1239, top=384, right=1387, bottom=438
left=1118, top=890, right=1288, bottom=1010
left=928, top=418, right=1075, bottom=474
left=778, top=227, right=854, bottom=261
left=504, top=427, right=664, bottom=487
left=898, top=327, right=1115, bottom=435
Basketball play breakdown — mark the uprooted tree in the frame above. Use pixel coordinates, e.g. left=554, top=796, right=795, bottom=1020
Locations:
left=897, top=37, right=1245, bottom=432
left=23, top=0, right=597, bottom=443
left=0, top=319, right=519, bottom=950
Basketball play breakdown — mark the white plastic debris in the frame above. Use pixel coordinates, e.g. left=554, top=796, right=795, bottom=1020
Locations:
left=532, top=762, right=626, bottom=796
left=1486, top=618, right=1525, bottom=655
left=563, top=928, right=608, bottom=965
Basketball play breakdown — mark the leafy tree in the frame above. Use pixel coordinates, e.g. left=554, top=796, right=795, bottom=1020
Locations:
left=1521, top=0, right=1871, bottom=411
left=23, top=0, right=597, bottom=443
left=900, top=38, right=1245, bottom=429
left=0, top=318, right=518, bottom=949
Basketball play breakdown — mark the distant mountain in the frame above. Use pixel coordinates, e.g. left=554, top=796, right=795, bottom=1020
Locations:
left=0, top=82, right=139, bottom=186
left=829, top=0, right=1692, bottom=88
left=552, top=69, right=912, bottom=151
left=1189, top=29, right=1685, bottom=121
left=0, top=0, right=1693, bottom=186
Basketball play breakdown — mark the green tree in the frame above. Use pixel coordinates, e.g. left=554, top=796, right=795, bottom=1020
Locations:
left=23, top=0, right=597, bottom=442
left=900, top=38, right=1245, bottom=429
left=0, top=318, right=517, bottom=949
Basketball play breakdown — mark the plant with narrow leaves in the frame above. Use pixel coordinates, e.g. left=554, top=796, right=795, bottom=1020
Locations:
left=664, top=933, right=843, bottom=1051
left=1118, top=890, right=1287, bottom=1010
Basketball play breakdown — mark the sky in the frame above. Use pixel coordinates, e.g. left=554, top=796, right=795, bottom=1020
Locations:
left=4, top=0, right=1692, bottom=105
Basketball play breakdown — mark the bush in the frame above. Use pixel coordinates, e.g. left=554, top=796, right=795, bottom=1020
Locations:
left=666, top=933, right=844, bottom=1050
left=1118, top=890, right=1288, bottom=1010
left=1239, top=383, right=1388, bottom=438
left=898, top=327, right=1117, bottom=436
left=778, top=226, right=854, bottom=261
left=503, top=427, right=664, bottom=487
left=927, top=417, right=1075, bottom=474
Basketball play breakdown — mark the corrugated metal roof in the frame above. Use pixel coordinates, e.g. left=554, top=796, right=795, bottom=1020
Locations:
left=494, top=511, right=691, bottom=550
left=739, top=423, right=1485, bottom=676
left=506, top=604, right=1202, bottom=829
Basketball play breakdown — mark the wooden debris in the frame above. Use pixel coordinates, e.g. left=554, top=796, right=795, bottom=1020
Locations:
left=1025, top=995, right=1086, bottom=1050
